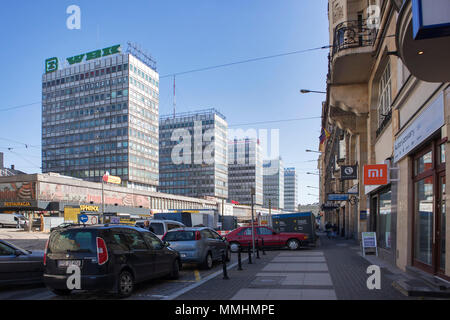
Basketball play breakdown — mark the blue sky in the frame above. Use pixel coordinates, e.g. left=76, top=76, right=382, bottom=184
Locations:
left=0, top=0, right=329, bottom=205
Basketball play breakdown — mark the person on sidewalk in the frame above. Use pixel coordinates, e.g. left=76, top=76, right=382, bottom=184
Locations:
left=332, top=224, right=338, bottom=239
left=325, top=222, right=332, bottom=239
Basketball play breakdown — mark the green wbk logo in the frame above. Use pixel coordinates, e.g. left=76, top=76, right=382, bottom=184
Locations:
left=45, top=57, right=58, bottom=73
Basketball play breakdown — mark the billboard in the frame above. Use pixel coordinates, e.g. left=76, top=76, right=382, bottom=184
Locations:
left=0, top=182, right=36, bottom=201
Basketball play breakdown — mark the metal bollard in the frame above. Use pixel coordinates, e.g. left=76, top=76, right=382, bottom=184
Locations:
left=248, top=246, right=252, bottom=264
left=222, top=253, right=229, bottom=280
left=262, top=238, right=266, bottom=255
left=238, top=247, right=243, bottom=270
left=256, top=239, right=260, bottom=259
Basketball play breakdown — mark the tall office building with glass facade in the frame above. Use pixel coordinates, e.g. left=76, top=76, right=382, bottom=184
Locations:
left=284, top=167, right=298, bottom=212
left=228, top=138, right=263, bottom=205
left=41, top=45, right=160, bottom=191
left=263, top=158, right=284, bottom=210
left=159, top=109, right=228, bottom=199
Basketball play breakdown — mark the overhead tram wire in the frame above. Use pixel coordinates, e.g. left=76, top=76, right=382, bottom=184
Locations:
left=229, top=116, right=322, bottom=127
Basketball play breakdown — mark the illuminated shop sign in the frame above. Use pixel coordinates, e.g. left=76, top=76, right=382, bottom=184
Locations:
left=45, top=44, right=121, bottom=73
left=3, top=202, right=32, bottom=207
left=413, top=0, right=450, bottom=40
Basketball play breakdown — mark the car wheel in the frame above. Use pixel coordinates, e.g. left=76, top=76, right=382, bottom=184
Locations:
left=51, top=289, right=72, bottom=296
left=202, top=252, right=213, bottom=270
left=230, top=242, right=240, bottom=253
left=168, top=259, right=180, bottom=280
left=117, top=270, right=134, bottom=298
left=287, top=239, right=300, bottom=250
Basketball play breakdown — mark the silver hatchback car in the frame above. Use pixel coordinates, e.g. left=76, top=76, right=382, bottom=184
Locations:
left=162, top=227, right=230, bottom=269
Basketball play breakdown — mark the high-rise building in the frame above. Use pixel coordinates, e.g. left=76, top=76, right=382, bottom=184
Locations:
left=41, top=44, right=160, bottom=191
left=263, top=158, right=284, bottom=210
left=228, top=138, right=263, bottom=205
left=284, top=167, right=298, bottom=212
left=159, top=109, right=228, bottom=199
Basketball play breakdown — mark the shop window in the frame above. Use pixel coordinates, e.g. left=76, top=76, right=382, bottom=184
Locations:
left=378, top=190, right=392, bottom=248
left=414, top=177, right=434, bottom=266
left=415, top=151, right=433, bottom=175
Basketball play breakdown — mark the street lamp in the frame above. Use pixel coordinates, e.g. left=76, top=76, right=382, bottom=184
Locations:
left=300, top=89, right=327, bottom=94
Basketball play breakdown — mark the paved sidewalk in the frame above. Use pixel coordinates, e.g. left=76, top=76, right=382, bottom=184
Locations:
left=0, top=229, right=49, bottom=251
left=175, top=235, right=419, bottom=300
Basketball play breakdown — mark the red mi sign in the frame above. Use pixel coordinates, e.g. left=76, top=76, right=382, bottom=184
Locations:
left=364, top=164, right=388, bottom=185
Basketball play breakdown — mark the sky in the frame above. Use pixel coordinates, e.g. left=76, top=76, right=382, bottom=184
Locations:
left=0, top=0, right=329, bottom=205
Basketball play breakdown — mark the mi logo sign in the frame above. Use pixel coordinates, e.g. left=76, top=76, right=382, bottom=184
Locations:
left=364, top=164, right=388, bottom=185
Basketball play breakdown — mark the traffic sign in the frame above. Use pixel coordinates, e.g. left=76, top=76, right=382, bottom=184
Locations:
left=79, top=214, right=88, bottom=224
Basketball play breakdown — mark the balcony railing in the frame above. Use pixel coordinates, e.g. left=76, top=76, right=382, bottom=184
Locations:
left=332, top=20, right=377, bottom=57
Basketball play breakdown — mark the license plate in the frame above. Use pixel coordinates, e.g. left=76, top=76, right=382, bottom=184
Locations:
left=58, top=260, right=82, bottom=268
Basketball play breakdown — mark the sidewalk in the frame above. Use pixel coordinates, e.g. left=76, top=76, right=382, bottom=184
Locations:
left=174, top=235, right=419, bottom=300
left=0, top=229, right=49, bottom=251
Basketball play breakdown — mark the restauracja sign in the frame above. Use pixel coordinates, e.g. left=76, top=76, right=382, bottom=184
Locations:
left=45, top=44, right=121, bottom=73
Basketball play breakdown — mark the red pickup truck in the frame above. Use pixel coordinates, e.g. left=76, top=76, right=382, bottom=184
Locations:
left=225, top=226, right=308, bottom=252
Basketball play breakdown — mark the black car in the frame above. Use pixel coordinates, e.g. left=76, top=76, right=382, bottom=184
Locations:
left=0, top=240, right=44, bottom=286
left=43, top=224, right=181, bottom=297
left=50, top=222, right=79, bottom=233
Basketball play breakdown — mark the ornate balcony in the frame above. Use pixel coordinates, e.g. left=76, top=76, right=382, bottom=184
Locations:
left=329, top=19, right=377, bottom=85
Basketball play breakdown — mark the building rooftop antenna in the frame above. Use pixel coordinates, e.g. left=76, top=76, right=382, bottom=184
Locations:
left=126, top=41, right=157, bottom=71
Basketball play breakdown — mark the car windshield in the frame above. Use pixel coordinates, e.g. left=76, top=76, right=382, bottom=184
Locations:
left=150, top=222, right=165, bottom=235
left=163, top=230, right=195, bottom=241
left=49, top=229, right=96, bottom=253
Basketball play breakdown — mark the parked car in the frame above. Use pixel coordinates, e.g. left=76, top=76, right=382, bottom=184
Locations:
left=0, top=240, right=44, bottom=286
left=162, top=227, right=230, bottom=269
left=43, top=224, right=181, bottom=297
left=225, top=226, right=309, bottom=252
left=50, top=222, right=79, bottom=233
left=0, top=213, right=27, bottom=228
left=135, top=219, right=185, bottom=239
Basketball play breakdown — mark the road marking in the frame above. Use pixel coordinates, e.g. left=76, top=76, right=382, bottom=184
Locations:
left=163, top=258, right=248, bottom=300
left=167, top=280, right=197, bottom=283
left=194, top=270, right=201, bottom=282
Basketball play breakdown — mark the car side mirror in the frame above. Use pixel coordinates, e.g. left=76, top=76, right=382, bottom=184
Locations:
left=14, top=250, right=22, bottom=256
left=164, top=241, right=171, bottom=247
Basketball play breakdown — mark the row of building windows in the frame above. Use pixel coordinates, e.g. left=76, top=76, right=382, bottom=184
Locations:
left=43, top=77, right=128, bottom=98
left=129, top=154, right=158, bottom=169
left=130, top=114, right=157, bottom=133
left=129, top=89, right=159, bottom=110
left=42, top=90, right=129, bottom=110
left=59, top=168, right=129, bottom=179
left=43, top=142, right=128, bottom=157
left=43, top=154, right=129, bottom=169
left=130, top=76, right=159, bottom=100
left=129, top=63, right=158, bottom=88
left=129, top=102, right=158, bottom=122
left=159, top=120, right=215, bottom=130
left=129, top=141, right=158, bottom=157
left=43, top=103, right=128, bottom=122
left=129, top=128, right=157, bottom=146
left=43, top=64, right=129, bottom=89
left=43, top=115, right=128, bottom=134
left=129, top=167, right=159, bottom=181
left=43, top=128, right=128, bottom=146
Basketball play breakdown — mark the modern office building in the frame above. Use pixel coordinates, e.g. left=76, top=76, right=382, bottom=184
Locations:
left=228, top=138, right=263, bottom=205
left=159, top=109, right=228, bottom=199
left=41, top=44, right=160, bottom=191
left=263, top=158, right=284, bottom=210
left=284, top=167, right=298, bottom=212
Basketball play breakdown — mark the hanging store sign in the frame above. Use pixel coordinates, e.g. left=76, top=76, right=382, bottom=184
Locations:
left=103, top=174, right=122, bottom=185
left=394, top=93, right=444, bottom=163
left=327, top=194, right=350, bottom=201
left=341, top=165, right=358, bottom=180
left=45, top=44, right=121, bottom=73
left=412, top=0, right=450, bottom=40
left=364, top=164, right=388, bottom=186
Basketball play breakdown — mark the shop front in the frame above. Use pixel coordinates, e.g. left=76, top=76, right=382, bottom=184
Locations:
left=394, top=90, right=448, bottom=279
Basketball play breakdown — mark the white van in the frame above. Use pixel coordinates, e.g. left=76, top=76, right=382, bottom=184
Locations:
left=0, top=213, right=28, bottom=228
left=135, top=219, right=185, bottom=239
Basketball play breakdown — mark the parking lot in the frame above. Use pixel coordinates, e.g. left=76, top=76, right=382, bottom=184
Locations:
left=0, top=228, right=243, bottom=300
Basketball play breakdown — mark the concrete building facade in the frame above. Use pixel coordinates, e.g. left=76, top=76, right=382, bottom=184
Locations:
left=41, top=45, right=159, bottom=191
left=159, top=109, right=228, bottom=199
left=263, top=158, right=284, bottom=210
left=284, top=167, right=298, bottom=212
left=321, top=0, right=450, bottom=280
left=228, top=138, right=263, bottom=206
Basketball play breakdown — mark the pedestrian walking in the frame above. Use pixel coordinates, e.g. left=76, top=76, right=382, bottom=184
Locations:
left=332, top=224, right=338, bottom=239
left=325, top=222, right=332, bottom=239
